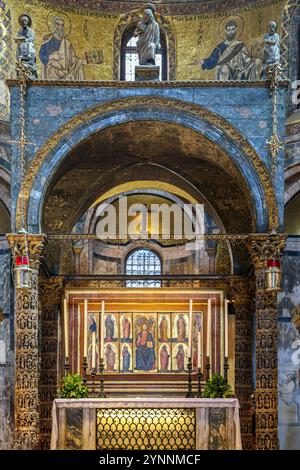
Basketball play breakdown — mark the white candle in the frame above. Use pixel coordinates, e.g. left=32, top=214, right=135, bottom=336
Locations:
left=92, top=332, right=96, bottom=369
left=188, top=299, right=193, bottom=358
left=64, top=298, right=69, bottom=358
left=197, top=331, right=201, bottom=368
left=206, top=299, right=211, bottom=358
left=225, top=299, right=229, bottom=358
left=100, top=300, right=105, bottom=359
left=84, top=300, right=88, bottom=358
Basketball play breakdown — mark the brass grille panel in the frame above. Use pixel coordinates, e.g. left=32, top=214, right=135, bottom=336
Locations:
left=96, top=408, right=196, bottom=450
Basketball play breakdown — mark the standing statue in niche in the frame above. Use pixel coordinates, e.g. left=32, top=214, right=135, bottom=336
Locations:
left=15, top=14, right=38, bottom=79
left=261, top=21, right=280, bottom=79
left=133, top=7, right=160, bottom=66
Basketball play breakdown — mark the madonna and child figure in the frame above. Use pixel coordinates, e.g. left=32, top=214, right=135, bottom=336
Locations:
left=134, top=7, right=160, bottom=65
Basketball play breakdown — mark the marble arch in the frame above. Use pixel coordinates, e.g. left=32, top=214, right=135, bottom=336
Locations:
left=15, top=96, right=278, bottom=233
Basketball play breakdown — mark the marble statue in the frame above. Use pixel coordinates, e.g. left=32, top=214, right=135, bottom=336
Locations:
left=261, top=21, right=280, bottom=78
left=133, top=7, right=160, bottom=66
left=15, top=14, right=38, bottom=79
left=263, top=21, right=280, bottom=65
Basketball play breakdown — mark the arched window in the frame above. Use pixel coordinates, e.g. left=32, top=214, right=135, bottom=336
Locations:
left=125, top=248, right=162, bottom=287
left=120, top=25, right=167, bottom=81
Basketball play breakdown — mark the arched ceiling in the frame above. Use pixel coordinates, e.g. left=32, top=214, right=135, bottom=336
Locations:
left=42, top=120, right=254, bottom=234
left=36, top=0, right=273, bottom=15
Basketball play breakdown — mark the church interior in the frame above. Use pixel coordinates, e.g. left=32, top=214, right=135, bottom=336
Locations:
left=0, top=0, right=300, bottom=452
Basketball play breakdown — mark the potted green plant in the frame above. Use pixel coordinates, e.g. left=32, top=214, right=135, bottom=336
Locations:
left=59, top=373, right=89, bottom=398
left=202, top=373, right=233, bottom=398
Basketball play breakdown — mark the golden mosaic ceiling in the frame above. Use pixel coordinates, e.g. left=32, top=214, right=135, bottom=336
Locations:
left=34, top=0, right=273, bottom=15
left=43, top=120, right=254, bottom=235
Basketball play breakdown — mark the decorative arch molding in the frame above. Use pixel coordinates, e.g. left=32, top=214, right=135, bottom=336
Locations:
left=112, top=8, right=176, bottom=80
left=281, top=0, right=300, bottom=84
left=16, top=96, right=278, bottom=233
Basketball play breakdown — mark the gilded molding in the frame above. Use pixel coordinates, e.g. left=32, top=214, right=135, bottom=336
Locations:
left=14, top=96, right=279, bottom=232
left=6, top=79, right=290, bottom=89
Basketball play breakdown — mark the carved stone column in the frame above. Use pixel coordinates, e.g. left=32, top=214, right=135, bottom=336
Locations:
left=228, top=276, right=253, bottom=450
left=247, top=235, right=287, bottom=450
left=39, top=276, right=64, bottom=449
left=7, top=233, right=46, bottom=449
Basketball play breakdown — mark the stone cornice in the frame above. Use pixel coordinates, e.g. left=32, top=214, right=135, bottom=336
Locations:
left=6, top=79, right=290, bottom=89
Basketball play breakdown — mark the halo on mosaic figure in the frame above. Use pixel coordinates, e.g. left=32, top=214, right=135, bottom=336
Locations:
left=18, top=13, right=32, bottom=27
left=46, top=10, right=72, bottom=37
left=218, top=15, right=244, bottom=40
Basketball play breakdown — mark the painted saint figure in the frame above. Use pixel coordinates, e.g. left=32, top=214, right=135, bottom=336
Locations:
left=15, top=14, right=38, bottom=79
left=133, top=8, right=160, bottom=65
left=135, top=323, right=156, bottom=371
left=122, top=316, right=131, bottom=341
left=160, top=345, right=169, bottom=372
left=105, top=344, right=116, bottom=371
left=105, top=314, right=114, bottom=341
left=196, top=19, right=260, bottom=80
left=176, top=344, right=185, bottom=372
left=122, top=345, right=131, bottom=372
left=177, top=314, right=186, bottom=341
left=159, top=316, right=168, bottom=342
left=39, top=15, right=85, bottom=80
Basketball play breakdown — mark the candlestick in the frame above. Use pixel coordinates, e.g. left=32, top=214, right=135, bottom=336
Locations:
left=225, top=299, right=229, bottom=358
left=64, top=298, right=69, bottom=359
left=224, top=356, right=229, bottom=382
left=92, top=332, right=96, bottom=369
left=64, top=356, right=70, bottom=377
left=185, top=356, right=194, bottom=398
left=91, top=367, right=96, bottom=396
left=101, top=300, right=105, bottom=359
left=188, top=299, right=193, bottom=358
left=206, top=355, right=211, bottom=381
left=196, top=368, right=202, bottom=398
left=206, top=299, right=211, bottom=358
left=98, top=357, right=106, bottom=398
left=84, top=299, right=88, bottom=358
left=82, top=356, right=88, bottom=385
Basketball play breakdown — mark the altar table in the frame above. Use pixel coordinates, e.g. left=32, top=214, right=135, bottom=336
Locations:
left=51, top=397, right=242, bottom=450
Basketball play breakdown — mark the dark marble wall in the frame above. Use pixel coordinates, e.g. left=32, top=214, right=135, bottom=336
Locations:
left=278, top=237, right=300, bottom=449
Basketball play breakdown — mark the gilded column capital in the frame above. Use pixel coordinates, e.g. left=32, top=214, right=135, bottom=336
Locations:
left=247, top=234, right=287, bottom=271
left=39, top=276, right=64, bottom=303
left=7, top=233, right=46, bottom=270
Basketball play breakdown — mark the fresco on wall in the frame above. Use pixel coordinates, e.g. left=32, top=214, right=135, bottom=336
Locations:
left=278, top=241, right=300, bottom=450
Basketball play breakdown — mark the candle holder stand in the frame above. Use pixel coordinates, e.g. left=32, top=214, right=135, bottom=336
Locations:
left=64, top=357, right=70, bottom=377
left=185, top=357, right=194, bottom=398
left=205, top=356, right=211, bottom=381
left=91, top=368, right=97, bottom=396
left=224, top=356, right=229, bottom=382
left=196, top=368, right=202, bottom=397
left=82, top=356, right=88, bottom=385
left=98, top=358, right=106, bottom=398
